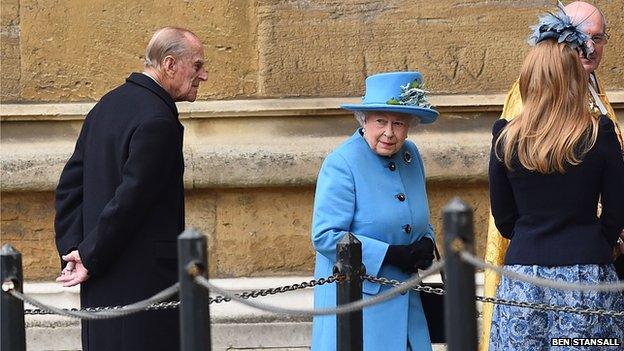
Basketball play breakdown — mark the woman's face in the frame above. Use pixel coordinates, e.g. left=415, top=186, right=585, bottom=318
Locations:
left=363, top=112, right=412, bottom=157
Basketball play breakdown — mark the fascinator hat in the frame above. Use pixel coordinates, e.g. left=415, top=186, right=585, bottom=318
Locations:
left=341, top=71, right=439, bottom=124
left=528, top=1, right=592, bottom=56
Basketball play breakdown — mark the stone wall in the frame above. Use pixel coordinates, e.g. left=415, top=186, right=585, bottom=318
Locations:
left=2, top=183, right=490, bottom=281
left=1, top=0, right=623, bottom=280
left=2, top=0, right=623, bottom=103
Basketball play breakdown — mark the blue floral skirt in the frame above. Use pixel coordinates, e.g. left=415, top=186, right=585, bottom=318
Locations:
left=489, top=264, right=624, bottom=351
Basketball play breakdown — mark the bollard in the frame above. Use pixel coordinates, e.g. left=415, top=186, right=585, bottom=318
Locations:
left=334, top=233, right=363, bottom=351
left=178, top=229, right=211, bottom=351
left=443, top=198, right=478, bottom=351
left=1, top=244, right=27, bottom=351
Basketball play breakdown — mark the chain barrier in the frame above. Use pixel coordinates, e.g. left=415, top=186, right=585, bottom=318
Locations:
left=459, top=250, right=624, bottom=292
left=208, top=275, right=339, bottom=304
left=475, top=295, right=624, bottom=318
left=364, top=273, right=624, bottom=317
left=20, top=276, right=338, bottom=314
left=194, top=260, right=445, bottom=316
left=362, top=275, right=445, bottom=296
left=7, top=283, right=179, bottom=320
left=24, top=301, right=180, bottom=315
left=10, top=252, right=624, bottom=319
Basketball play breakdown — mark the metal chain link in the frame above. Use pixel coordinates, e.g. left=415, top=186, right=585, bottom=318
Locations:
left=20, top=277, right=340, bottom=314
left=364, top=274, right=623, bottom=317
left=208, top=275, right=341, bottom=304
left=8, top=283, right=179, bottom=320
left=24, top=301, right=180, bottom=315
left=362, top=275, right=445, bottom=296
left=476, top=295, right=624, bottom=318
left=15, top=267, right=624, bottom=319
left=194, top=260, right=446, bottom=316
left=459, top=250, right=624, bottom=292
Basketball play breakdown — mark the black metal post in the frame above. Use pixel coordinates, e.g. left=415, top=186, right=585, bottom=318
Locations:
left=1, top=244, right=26, bottom=351
left=443, top=198, right=478, bottom=351
left=178, top=229, right=211, bottom=351
left=334, top=232, right=363, bottom=351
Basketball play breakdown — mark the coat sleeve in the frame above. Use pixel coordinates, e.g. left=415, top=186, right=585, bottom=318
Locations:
left=597, top=117, right=624, bottom=246
left=311, top=152, right=389, bottom=284
left=77, top=117, right=181, bottom=276
left=55, top=122, right=88, bottom=264
left=488, top=119, right=518, bottom=239
left=413, top=142, right=436, bottom=243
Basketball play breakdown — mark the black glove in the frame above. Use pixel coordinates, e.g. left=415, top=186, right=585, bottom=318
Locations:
left=413, top=237, right=434, bottom=270
left=384, top=237, right=435, bottom=273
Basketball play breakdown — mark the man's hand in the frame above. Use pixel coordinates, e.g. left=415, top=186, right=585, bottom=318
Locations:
left=56, top=250, right=89, bottom=287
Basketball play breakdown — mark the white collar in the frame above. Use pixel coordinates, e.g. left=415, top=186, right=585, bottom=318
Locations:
left=142, top=71, right=164, bottom=88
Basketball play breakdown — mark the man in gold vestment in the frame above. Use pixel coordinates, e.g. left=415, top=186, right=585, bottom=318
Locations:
left=480, top=2, right=622, bottom=350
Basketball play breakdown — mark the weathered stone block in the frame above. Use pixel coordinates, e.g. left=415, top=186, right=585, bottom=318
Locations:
left=1, top=0, right=20, bottom=102
left=6, top=0, right=623, bottom=102
left=0, top=192, right=57, bottom=280
left=428, top=182, right=489, bottom=258
left=256, top=0, right=624, bottom=96
left=214, top=187, right=317, bottom=277
left=185, top=189, right=218, bottom=276
left=0, top=183, right=491, bottom=280
left=18, top=0, right=257, bottom=101
left=0, top=0, right=19, bottom=27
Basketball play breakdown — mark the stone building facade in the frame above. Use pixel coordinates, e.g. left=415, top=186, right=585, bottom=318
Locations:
left=2, top=0, right=623, bottom=281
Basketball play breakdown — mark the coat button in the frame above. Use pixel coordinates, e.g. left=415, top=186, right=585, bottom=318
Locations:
left=402, top=224, right=412, bottom=234
left=396, top=193, right=406, bottom=202
left=388, top=162, right=396, bottom=171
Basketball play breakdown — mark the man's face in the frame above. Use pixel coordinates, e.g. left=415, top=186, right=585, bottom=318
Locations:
left=579, top=18, right=606, bottom=74
left=170, top=38, right=208, bottom=102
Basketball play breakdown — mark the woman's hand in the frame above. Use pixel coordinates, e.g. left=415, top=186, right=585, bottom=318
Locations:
left=385, top=237, right=435, bottom=274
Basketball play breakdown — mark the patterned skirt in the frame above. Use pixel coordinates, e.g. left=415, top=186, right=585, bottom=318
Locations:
left=489, top=264, right=624, bottom=351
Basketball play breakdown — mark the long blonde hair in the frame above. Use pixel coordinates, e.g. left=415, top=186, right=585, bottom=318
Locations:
left=496, top=40, right=599, bottom=174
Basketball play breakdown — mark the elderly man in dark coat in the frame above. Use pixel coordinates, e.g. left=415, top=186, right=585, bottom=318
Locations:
left=54, top=27, right=207, bottom=351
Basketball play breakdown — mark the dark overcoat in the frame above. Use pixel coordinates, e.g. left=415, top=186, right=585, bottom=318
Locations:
left=55, top=73, right=184, bottom=351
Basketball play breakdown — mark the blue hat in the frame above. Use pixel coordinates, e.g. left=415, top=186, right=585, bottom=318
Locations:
left=341, top=71, right=439, bottom=124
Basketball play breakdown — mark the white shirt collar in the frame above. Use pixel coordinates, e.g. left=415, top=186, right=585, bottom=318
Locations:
left=142, top=71, right=164, bottom=88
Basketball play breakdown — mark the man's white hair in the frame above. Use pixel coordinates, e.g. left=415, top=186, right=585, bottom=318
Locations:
left=144, top=27, right=197, bottom=69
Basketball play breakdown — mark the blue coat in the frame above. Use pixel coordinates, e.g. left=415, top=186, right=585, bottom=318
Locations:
left=311, top=129, right=434, bottom=351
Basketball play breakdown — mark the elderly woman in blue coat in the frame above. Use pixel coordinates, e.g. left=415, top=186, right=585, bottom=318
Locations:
left=311, top=71, right=439, bottom=351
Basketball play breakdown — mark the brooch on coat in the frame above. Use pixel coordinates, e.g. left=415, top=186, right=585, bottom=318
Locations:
left=403, top=151, right=412, bottom=164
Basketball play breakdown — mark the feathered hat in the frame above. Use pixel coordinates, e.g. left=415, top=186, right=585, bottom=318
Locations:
left=528, top=1, right=592, bottom=56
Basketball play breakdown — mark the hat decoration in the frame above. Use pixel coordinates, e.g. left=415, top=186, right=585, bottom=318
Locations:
left=386, top=79, right=432, bottom=109
left=341, top=71, right=439, bottom=124
left=528, top=1, right=592, bottom=57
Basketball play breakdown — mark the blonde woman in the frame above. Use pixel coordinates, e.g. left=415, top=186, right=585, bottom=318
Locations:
left=488, top=19, right=624, bottom=351
left=480, top=3, right=624, bottom=349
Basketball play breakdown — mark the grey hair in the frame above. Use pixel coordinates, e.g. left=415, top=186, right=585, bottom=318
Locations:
left=354, top=111, right=367, bottom=127
left=144, top=27, right=197, bottom=69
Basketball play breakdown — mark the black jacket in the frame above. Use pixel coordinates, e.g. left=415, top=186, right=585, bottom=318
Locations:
left=489, top=115, right=624, bottom=266
left=55, top=73, right=184, bottom=351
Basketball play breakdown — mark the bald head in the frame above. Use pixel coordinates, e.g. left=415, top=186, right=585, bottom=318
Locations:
left=565, top=1, right=605, bottom=31
left=564, top=1, right=607, bottom=74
